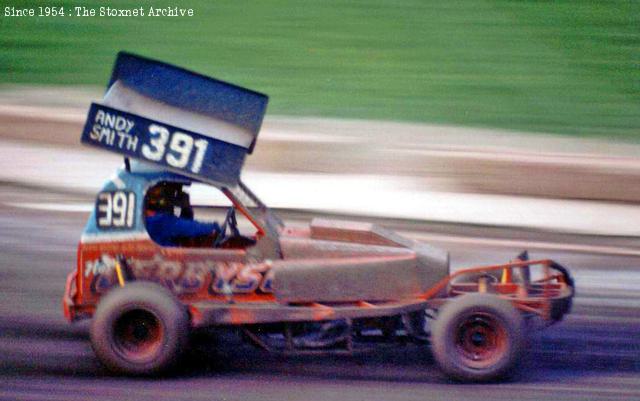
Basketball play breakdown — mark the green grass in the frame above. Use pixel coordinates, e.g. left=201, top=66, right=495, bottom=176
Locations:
left=1, top=0, right=639, bottom=139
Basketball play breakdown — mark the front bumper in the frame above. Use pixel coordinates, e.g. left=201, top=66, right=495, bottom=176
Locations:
left=549, top=261, right=574, bottom=321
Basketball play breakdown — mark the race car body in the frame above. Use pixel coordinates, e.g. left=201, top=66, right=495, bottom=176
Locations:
left=65, top=166, right=451, bottom=324
left=63, top=52, right=574, bottom=382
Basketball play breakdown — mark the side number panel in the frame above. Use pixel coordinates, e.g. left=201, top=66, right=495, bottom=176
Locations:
left=80, top=103, right=247, bottom=185
left=96, top=191, right=136, bottom=229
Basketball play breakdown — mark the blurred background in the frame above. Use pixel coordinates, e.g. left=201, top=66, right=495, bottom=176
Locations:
left=1, top=2, right=640, bottom=400
left=3, top=0, right=638, bottom=136
left=2, top=0, right=640, bottom=205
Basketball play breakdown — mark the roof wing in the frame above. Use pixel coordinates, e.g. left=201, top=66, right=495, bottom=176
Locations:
left=80, top=52, right=268, bottom=186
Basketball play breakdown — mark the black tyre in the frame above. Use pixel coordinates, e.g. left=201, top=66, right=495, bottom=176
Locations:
left=431, top=293, right=525, bottom=382
left=90, top=281, right=189, bottom=375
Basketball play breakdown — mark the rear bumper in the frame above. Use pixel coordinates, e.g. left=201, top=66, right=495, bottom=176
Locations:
left=62, top=270, right=78, bottom=322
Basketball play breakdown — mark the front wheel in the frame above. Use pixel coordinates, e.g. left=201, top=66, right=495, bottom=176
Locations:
left=431, top=293, right=525, bottom=382
left=90, top=281, right=189, bottom=375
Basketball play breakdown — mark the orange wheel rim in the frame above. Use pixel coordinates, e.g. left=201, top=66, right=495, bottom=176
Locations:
left=454, top=312, right=508, bottom=369
left=113, top=309, right=164, bottom=361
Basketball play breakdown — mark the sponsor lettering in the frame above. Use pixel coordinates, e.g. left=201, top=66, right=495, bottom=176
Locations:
left=90, top=110, right=138, bottom=151
left=85, top=254, right=273, bottom=295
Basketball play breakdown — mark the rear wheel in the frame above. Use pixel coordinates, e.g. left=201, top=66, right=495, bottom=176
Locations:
left=90, top=281, right=189, bottom=375
left=431, top=293, right=524, bottom=382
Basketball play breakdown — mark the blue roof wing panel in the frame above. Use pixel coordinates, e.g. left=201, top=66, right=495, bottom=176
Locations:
left=108, top=52, right=268, bottom=153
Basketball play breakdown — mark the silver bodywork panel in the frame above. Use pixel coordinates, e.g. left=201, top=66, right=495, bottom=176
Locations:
left=274, top=219, right=449, bottom=303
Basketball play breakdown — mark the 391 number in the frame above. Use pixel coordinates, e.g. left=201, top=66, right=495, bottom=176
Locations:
left=97, top=191, right=135, bottom=229
left=141, top=124, right=208, bottom=174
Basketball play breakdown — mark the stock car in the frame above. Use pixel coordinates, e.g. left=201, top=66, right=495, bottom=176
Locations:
left=62, top=52, right=574, bottom=382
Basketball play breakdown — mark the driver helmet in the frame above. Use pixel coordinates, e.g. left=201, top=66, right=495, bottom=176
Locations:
left=145, top=182, right=182, bottom=213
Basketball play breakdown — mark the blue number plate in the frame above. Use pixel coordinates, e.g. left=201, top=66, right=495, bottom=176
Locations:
left=81, top=103, right=246, bottom=185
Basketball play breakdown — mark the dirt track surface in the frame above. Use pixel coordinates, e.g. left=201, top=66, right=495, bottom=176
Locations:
left=2, top=86, right=640, bottom=202
left=1, top=184, right=639, bottom=401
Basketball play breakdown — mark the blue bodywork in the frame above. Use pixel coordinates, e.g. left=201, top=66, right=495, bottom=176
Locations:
left=82, top=166, right=191, bottom=238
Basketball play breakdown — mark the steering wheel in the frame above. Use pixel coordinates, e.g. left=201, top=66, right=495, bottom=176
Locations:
left=213, top=207, right=240, bottom=247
